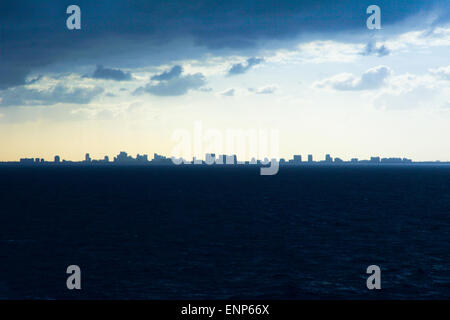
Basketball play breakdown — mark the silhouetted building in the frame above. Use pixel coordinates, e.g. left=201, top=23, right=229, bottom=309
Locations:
left=85, top=153, right=91, bottom=163
left=115, top=151, right=133, bottom=163
left=136, top=154, right=149, bottom=162
left=325, top=154, right=332, bottom=162
left=370, top=156, right=380, bottom=164
left=20, top=158, right=34, bottom=164
left=54, top=155, right=60, bottom=163
left=293, top=155, right=302, bottom=164
left=381, top=157, right=401, bottom=163
left=380, top=157, right=412, bottom=164
left=308, top=154, right=313, bottom=162
left=152, top=153, right=171, bottom=164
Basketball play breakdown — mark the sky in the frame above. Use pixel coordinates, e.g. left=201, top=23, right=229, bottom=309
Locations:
left=1, top=0, right=450, bottom=162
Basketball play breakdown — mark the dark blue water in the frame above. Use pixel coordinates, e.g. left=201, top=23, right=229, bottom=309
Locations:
left=0, top=166, right=449, bottom=299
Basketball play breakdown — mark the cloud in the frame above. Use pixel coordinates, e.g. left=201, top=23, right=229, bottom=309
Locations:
left=221, top=88, right=235, bottom=96
left=429, top=66, right=450, bottom=80
left=0, top=0, right=447, bottom=91
left=361, top=41, right=390, bottom=57
left=268, top=41, right=364, bottom=64
left=256, top=85, right=277, bottom=94
left=228, top=57, right=264, bottom=76
left=373, top=87, right=436, bottom=110
left=70, top=107, right=117, bottom=120
left=385, top=27, right=450, bottom=51
left=90, top=65, right=132, bottom=81
left=134, top=66, right=206, bottom=96
left=151, top=65, right=183, bottom=81
left=267, top=25, right=450, bottom=65
left=0, top=85, right=104, bottom=107
left=249, top=85, right=278, bottom=94
left=314, top=66, right=392, bottom=91
left=26, top=75, right=44, bottom=85
left=373, top=84, right=437, bottom=110
left=372, top=73, right=441, bottom=110
left=0, top=66, right=30, bottom=90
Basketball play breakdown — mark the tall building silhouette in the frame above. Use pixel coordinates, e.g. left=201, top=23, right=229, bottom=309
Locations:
left=136, top=154, right=148, bottom=162
left=370, top=156, right=380, bottom=164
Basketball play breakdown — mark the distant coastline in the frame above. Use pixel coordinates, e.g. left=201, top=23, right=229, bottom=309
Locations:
left=2, top=151, right=450, bottom=166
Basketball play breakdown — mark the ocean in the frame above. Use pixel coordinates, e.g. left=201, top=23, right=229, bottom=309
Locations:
left=0, top=165, right=449, bottom=299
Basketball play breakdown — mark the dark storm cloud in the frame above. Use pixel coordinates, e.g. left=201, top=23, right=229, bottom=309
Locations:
left=228, top=57, right=264, bottom=76
left=0, top=0, right=447, bottom=91
left=90, top=65, right=132, bottom=81
left=0, top=66, right=30, bottom=90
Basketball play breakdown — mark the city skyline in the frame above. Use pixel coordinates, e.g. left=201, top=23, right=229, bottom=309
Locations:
left=6, top=150, right=450, bottom=166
